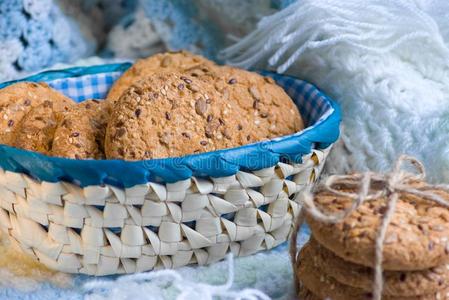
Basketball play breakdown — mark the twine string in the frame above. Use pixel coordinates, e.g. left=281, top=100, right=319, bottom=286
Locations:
left=290, top=155, right=449, bottom=300
left=289, top=208, right=306, bottom=293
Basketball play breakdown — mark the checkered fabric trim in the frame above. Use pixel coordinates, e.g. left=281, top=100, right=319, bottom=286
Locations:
left=47, top=72, right=123, bottom=103
left=263, top=72, right=333, bottom=126
left=43, top=70, right=333, bottom=127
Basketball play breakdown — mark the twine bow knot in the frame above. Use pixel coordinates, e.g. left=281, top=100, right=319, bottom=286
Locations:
left=290, top=155, right=449, bottom=300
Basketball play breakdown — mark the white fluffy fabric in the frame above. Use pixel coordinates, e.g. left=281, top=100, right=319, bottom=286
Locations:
left=223, top=0, right=449, bottom=183
left=84, top=255, right=270, bottom=300
left=106, top=10, right=166, bottom=59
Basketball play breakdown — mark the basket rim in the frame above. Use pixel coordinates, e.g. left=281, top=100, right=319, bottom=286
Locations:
left=0, top=63, right=341, bottom=187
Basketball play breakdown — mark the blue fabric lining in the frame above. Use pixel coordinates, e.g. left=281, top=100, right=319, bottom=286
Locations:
left=0, top=63, right=341, bottom=187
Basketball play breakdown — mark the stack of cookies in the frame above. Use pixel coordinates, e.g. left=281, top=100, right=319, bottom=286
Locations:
left=0, top=51, right=304, bottom=160
left=297, top=185, right=449, bottom=300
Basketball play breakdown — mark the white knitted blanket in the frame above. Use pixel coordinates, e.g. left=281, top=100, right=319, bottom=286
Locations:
left=223, top=0, right=449, bottom=184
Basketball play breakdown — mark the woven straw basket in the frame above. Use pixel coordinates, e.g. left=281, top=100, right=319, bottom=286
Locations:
left=0, top=63, right=340, bottom=275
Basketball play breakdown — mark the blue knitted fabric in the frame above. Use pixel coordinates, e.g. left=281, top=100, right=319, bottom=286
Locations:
left=0, top=0, right=97, bottom=81
left=0, top=0, right=299, bottom=80
left=139, top=0, right=223, bottom=60
left=79, top=0, right=138, bottom=30
left=135, top=0, right=298, bottom=60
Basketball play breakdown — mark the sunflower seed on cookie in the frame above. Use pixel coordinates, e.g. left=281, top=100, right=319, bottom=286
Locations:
left=106, top=51, right=217, bottom=102
left=105, top=72, right=254, bottom=160
left=52, top=99, right=110, bottom=159
left=13, top=97, right=74, bottom=154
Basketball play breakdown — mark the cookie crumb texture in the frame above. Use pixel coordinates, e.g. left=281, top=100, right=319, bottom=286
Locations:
left=297, top=254, right=449, bottom=300
left=52, top=100, right=110, bottom=159
left=306, top=186, right=449, bottom=271
left=105, top=65, right=303, bottom=159
left=106, top=51, right=217, bottom=102
left=205, top=66, right=304, bottom=139
left=13, top=98, right=74, bottom=155
left=0, top=82, right=73, bottom=146
left=105, top=72, right=255, bottom=160
left=106, top=51, right=304, bottom=158
left=302, top=239, right=449, bottom=297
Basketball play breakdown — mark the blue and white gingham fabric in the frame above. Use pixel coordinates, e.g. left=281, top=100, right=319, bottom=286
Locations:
left=48, top=72, right=122, bottom=102
left=262, top=71, right=332, bottom=127
left=0, top=63, right=340, bottom=187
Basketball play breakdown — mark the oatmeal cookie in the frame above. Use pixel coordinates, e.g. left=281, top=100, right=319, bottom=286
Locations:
left=105, top=72, right=255, bottom=160
left=0, top=82, right=73, bottom=146
left=52, top=100, right=110, bottom=159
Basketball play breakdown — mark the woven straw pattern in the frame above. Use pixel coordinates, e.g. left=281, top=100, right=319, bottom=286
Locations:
left=0, top=148, right=328, bottom=275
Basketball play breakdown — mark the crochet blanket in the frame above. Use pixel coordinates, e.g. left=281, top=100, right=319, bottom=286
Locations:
left=224, top=0, right=449, bottom=184
left=0, top=0, right=287, bottom=81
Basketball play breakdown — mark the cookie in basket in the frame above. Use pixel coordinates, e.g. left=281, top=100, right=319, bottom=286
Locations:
left=204, top=66, right=304, bottom=139
left=105, top=72, right=255, bottom=159
left=297, top=251, right=449, bottom=300
left=302, top=238, right=449, bottom=297
left=305, top=184, right=449, bottom=271
left=52, top=100, right=110, bottom=159
left=13, top=98, right=74, bottom=154
left=106, top=51, right=217, bottom=102
left=0, top=82, right=73, bottom=146
left=109, top=51, right=305, bottom=140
